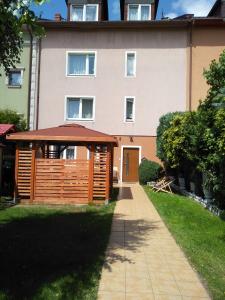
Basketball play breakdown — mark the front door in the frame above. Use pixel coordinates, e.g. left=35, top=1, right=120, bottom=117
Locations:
left=122, top=148, right=139, bottom=182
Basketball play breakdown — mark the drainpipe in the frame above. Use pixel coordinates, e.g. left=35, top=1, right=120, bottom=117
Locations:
left=188, top=20, right=193, bottom=112
left=36, top=38, right=42, bottom=130
left=27, top=25, right=33, bottom=130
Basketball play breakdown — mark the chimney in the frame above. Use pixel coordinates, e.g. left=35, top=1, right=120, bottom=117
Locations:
left=54, top=13, right=62, bottom=22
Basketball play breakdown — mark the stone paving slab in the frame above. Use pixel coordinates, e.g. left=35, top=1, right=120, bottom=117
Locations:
left=98, top=184, right=211, bottom=300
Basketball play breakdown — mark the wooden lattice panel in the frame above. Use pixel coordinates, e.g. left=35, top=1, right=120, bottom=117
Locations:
left=93, top=152, right=108, bottom=200
left=16, top=149, right=33, bottom=198
left=34, top=159, right=89, bottom=204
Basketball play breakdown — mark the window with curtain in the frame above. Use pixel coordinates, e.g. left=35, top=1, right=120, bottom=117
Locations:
left=71, top=4, right=98, bottom=21
left=125, top=98, right=134, bottom=122
left=68, top=53, right=96, bottom=76
left=8, top=70, right=22, bottom=87
left=126, top=53, right=136, bottom=77
left=141, top=6, right=150, bottom=20
left=128, top=4, right=150, bottom=20
left=129, top=5, right=138, bottom=20
left=61, top=146, right=76, bottom=160
left=67, top=97, right=94, bottom=120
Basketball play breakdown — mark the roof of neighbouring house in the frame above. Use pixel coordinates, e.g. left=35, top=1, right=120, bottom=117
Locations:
left=6, top=124, right=118, bottom=145
left=208, top=0, right=221, bottom=16
left=0, top=124, right=15, bottom=137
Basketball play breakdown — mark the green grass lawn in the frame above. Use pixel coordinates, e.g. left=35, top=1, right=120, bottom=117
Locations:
left=0, top=193, right=117, bottom=300
left=144, top=186, right=225, bottom=300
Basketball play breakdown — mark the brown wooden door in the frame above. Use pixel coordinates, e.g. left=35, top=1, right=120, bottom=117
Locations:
left=122, top=148, right=139, bottom=182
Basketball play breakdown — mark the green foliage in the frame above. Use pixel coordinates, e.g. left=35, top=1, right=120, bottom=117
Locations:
left=0, top=109, right=27, bottom=131
left=0, top=0, right=45, bottom=75
left=156, top=112, right=183, bottom=161
left=139, top=159, right=162, bottom=184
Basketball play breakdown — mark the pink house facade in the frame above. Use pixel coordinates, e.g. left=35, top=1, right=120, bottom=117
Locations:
left=37, top=21, right=188, bottom=182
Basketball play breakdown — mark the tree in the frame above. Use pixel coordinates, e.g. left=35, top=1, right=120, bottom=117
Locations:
left=0, top=0, right=45, bottom=74
left=0, top=109, right=27, bottom=131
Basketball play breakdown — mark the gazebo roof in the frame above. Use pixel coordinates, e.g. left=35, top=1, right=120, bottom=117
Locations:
left=7, top=124, right=118, bottom=145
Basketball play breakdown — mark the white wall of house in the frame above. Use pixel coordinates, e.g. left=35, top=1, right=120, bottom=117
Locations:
left=38, top=28, right=188, bottom=136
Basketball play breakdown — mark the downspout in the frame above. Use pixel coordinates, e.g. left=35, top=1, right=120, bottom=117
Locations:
left=27, top=25, right=33, bottom=129
left=188, top=20, right=193, bottom=111
left=36, top=38, right=42, bottom=130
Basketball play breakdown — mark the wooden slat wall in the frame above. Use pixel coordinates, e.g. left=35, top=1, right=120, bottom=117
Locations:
left=34, top=159, right=89, bottom=204
left=16, top=148, right=33, bottom=198
left=93, top=151, right=109, bottom=200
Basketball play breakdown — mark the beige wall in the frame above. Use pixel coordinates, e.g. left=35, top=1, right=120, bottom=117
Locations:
left=39, top=28, right=188, bottom=136
left=191, top=27, right=225, bottom=110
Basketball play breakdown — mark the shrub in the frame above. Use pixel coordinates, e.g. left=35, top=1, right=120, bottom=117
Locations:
left=0, top=109, right=27, bottom=131
left=156, top=112, right=183, bottom=162
left=139, top=159, right=162, bottom=185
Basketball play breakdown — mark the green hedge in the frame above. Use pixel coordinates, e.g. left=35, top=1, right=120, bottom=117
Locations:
left=139, top=159, right=162, bottom=185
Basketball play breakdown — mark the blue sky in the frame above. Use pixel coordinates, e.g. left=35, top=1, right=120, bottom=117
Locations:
left=31, top=0, right=216, bottom=21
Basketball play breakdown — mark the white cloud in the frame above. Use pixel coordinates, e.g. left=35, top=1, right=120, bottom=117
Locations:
left=165, top=13, right=178, bottom=19
left=172, top=0, right=215, bottom=17
left=112, top=0, right=120, bottom=16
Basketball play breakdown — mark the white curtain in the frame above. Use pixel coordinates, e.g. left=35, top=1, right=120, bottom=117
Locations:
left=141, top=6, right=150, bottom=20
left=82, top=99, right=93, bottom=119
left=67, top=98, right=80, bottom=119
left=127, top=54, right=135, bottom=76
left=129, top=5, right=138, bottom=20
left=86, top=5, right=97, bottom=21
left=72, top=6, right=83, bottom=21
left=69, top=54, right=86, bottom=75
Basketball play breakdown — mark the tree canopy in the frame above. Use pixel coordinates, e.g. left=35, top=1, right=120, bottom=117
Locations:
left=0, top=0, right=45, bottom=74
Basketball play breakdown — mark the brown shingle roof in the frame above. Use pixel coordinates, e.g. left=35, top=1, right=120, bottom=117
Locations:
left=7, top=124, right=118, bottom=145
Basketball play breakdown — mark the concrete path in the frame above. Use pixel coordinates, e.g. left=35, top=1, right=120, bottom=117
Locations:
left=98, top=184, right=210, bottom=300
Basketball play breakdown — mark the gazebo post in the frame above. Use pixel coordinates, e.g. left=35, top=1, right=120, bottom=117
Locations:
left=88, top=144, right=94, bottom=203
left=30, top=143, right=36, bottom=203
left=105, top=144, right=111, bottom=203
left=14, top=144, right=19, bottom=202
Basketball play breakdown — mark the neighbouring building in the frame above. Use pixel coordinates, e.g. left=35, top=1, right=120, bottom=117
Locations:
left=0, top=32, right=39, bottom=130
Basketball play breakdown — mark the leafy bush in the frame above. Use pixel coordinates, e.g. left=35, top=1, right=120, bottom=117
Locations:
left=156, top=112, right=183, bottom=162
left=139, top=159, right=162, bottom=185
left=0, top=109, right=27, bottom=131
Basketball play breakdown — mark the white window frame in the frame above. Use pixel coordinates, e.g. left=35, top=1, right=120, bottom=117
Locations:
left=70, top=4, right=99, bottom=21
left=65, top=95, right=95, bottom=121
left=125, top=51, right=136, bottom=77
left=128, top=4, right=151, bottom=21
left=124, top=96, right=135, bottom=123
left=6, top=68, right=24, bottom=88
left=66, top=51, right=97, bottom=77
left=62, top=146, right=77, bottom=159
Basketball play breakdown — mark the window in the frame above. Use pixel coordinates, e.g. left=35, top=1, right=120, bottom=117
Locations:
left=7, top=69, right=23, bottom=87
left=125, top=97, right=135, bottom=122
left=66, top=97, right=94, bottom=120
left=128, top=4, right=151, bottom=21
left=67, top=52, right=96, bottom=76
left=61, top=146, right=76, bottom=159
left=71, top=4, right=98, bottom=21
left=126, top=52, right=136, bottom=77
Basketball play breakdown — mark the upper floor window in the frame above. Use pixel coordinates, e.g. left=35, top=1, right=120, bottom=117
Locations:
left=126, top=52, right=136, bottom=77
left=66, top=97, right=94, bottom=121
left=128, top=4, right=151, bottom=21
left=67, top=52, right=96, bottom=76
left=7, top=69, right=24, bottom=87
left=125, top=97, right=135, bottom=122
left=71, top=4, right=98, bottom=21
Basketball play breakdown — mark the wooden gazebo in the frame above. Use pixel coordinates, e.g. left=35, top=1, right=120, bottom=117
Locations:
left=7, top=124, right=118, bottom=205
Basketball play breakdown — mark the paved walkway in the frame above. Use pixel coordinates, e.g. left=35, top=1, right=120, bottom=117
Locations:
left=98, top=184, right=210, bottom=300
